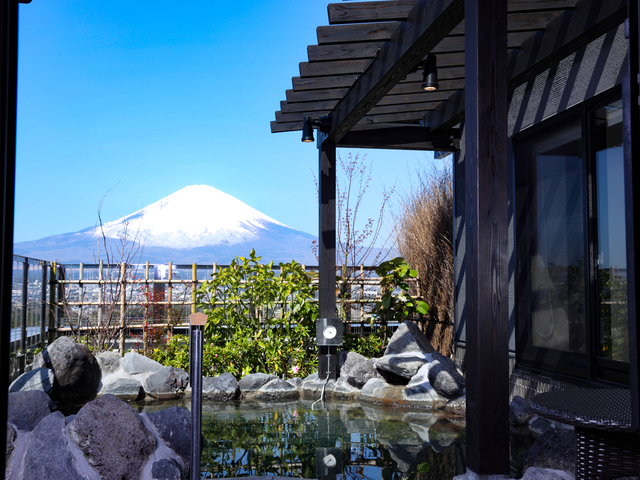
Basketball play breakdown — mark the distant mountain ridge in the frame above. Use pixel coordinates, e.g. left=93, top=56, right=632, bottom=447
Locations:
left=13, top=185, right=318, bottom=264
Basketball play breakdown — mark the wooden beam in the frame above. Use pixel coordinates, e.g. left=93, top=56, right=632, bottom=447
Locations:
left=286, top=88, right=348, bottom=103
left=281, top=100, right=339, bottom=113
left=507, top=0, right=627, bottom=88
left=276, top=110, right=333, bottom=123
left=425, top=89, right=465, bottom=130
left=450, top=11, right=563, bottom=35
left=293, top=75, right=358, bottom=91
left=360, top=110, right=429, bottom=123
left=318, top=135, right=336, bottom=319
left=328, top=0, right=576, bottom=25
left=271, top=120, right=303, bottom=133
left=325, top=0, right=465, bottom=143
left=328, top=1, right=415, bottom=25
left=432, top=31, right=537, bottom=53
left=0, top=0, right=18, bottom=474
left=338, top=126, right=457, bottom=150
left=317, top=22, right=398, bottom=44
left=376, top=91, right=453, bottom=105
left=307, top=42, right=385, bottom=62
left=623, top=0, right=640, bottom=447
left=464, top=0, right=510, bottom=475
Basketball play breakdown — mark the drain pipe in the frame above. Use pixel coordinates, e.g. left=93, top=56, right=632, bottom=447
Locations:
left=189, top=313, right=207, bottom=480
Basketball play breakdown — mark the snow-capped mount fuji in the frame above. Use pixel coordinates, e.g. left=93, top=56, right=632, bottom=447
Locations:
left=13, top=185, right=317, bottom=264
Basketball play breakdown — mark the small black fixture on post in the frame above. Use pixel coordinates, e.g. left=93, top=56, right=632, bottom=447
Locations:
left=301, top=115, right=331, bottom=143
left=421, top=54, right=439, bottom=91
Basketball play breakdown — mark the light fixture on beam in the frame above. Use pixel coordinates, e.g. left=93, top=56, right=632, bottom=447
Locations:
left=301, top=115, right=331, bottom=143
left=421, top=55, right=439, bottom=91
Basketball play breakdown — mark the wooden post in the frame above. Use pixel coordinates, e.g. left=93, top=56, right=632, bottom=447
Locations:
left=464, top=0, right=510, bottom=475
left=48, top=263, right=57, bottom=345
left=623, top=2, right=640, bottom=451
left=0, top=1, right=19, bottom=472
left=143, top=261, right=149, bottom=354
left=119, top=263, right=126, bottom=356
left=78, top=263, right=84, bottom=330
left=20, top=259, right=27, bottom=353
left=167, top=261, right=173, bottom=339
left=318, top=134, right=338, bottom=379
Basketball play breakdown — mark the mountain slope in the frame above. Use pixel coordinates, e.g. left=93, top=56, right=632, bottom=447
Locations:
left=14, top=185, right=317, bottom=264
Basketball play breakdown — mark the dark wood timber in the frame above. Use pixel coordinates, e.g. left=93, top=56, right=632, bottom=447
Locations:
left=328, top=1, right=415, bottom=25
left=623, top=1, right=640, bottom=447
left=426, top=89, right=465, bottom=131
left=450, top=11, right=562, bottom=34
left=271, top=120, right=303, bottom=133
left=318, top=135, right=336, bottom=320
left=375, top=91, right=454, bottom=105
left=299, top=59, right=370, bottom=77
left=308, top=42, right=386, bottom=62
left=281, top=100, right=339, bottom=113
left=293, top=75, right=359, bottom=91
left=286, top=88, right=348, bottom=103
left=508, top=0, right=627, bottom=88
left=317, top=22, right=398, bottom=45
left=325, top=0, right=465, bottom=143
left=390, top=78, right=465, bottom=94
left=464, top=0, right=510, bottom=475
left=276, top=110, right=333, bottom=123
left=338, top=126, right=458, bottom=150
left=0, top=0, right=18, bottom=474
left=431, top=31, right=533, bottom=53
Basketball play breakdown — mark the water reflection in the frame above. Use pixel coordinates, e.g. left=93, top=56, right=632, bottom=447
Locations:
left=197, top=400, right=465, bottom=479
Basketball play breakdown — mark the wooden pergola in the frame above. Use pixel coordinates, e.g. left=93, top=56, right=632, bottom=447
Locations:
left=272, top=0, right=640, bottom=476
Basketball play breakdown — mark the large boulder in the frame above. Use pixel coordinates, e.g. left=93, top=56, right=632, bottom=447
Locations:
left=100, top=378, right=145, bottom=401
left=339, top=351, right=380, bottom=388
left=143, top=367, right=189, bottom=400
left=374, top=352, right=432, bottom=383
left=245, top=378, right=300, bottom=402
left=122, top=351, right=166, bottom=375
left=202, top=373, right=240, bottom=402
left=510, top=395, right=534, bottom=426
left=19, top=412, right=86, bottom=480
left=145, top=406, right=191, bottom=475
left=96, top=351, right=122, bottom=375
left=150, top=459, right=183, bottom=480
left=427, top=351, right=465, bottom=399
left=523, top=427, right=576, bottom=476
left=69, top=394, right=156, bottom=480
left=238, top=373, right=277, bottom=393
left=9, top=368, right=55, bottom=396
left=32, top=336, right=101, bottom=408
left=7, top=390, right=55, bottom=431
left=384, top=321, right=436, bottom=356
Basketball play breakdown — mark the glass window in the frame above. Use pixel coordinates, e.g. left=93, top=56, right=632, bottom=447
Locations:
left=594, top=99, right=628, bottom=363
left=515, top=91, right=630, bottom=382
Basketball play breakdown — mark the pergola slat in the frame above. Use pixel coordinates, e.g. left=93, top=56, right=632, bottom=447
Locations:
left=317, top=22, right=398, bottom=44
left=281, top=100, right=339, bottom=114
left=286, top=88, right=348, bottom=103
left=325, top=0, right=465, bottom=143
left=376, top=91, right=453, bottom=105
left=327, top=1, right=415, bottom=25
left=307, top=42, right=386, bottom=62
left=292, top=75, right=358, bottom=91
left=337, top=126, right=457, bottom=150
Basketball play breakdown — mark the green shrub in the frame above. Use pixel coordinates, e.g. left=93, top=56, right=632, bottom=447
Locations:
left=195, top=250, right=319, bottom=378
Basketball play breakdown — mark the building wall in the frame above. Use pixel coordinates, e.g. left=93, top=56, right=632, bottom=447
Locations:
left=453, top=22, right=628, bottom=401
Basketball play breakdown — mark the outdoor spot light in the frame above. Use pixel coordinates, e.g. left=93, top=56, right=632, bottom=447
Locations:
left=302, top=116, right=315, bottom=143
left=421, top=55, right=439, bottom=91
left=301, top=115, right=331, bottom=143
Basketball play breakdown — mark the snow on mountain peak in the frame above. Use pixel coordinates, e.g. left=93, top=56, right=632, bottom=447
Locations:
left=98, top=185, right=290, bottom=249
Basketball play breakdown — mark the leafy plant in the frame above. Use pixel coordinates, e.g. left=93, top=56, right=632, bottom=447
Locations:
left=194, top=250, right=319, bottom=378
left=373, top=257, right=429, bottom=325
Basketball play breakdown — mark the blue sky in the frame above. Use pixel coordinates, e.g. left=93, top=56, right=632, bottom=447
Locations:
left=14, top=1, right=438, bottom=245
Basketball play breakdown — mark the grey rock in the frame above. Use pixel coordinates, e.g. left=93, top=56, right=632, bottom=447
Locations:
left=22, top=411, right=85, bottom=480
left=301, top=378, right=336, bottom=400
left=444, top=396, right=466, bottom=416
left=144, top=367, right=189, bottom=400
left=529, top=415, right=554, bottom=436
left=333, top=376, right=362, bottom=400
left=96, top=351, right=122, bottom=374
left=100, top=378, right=144, bottom=401
left=151, top=458, right=184, bottom=480
left=202, top=373, right=239, bottom=402
left=386, top=444, right=429, bottom=473
left=524, top=427, right=576, bottom=476
left=521, top=467, right=575, bottom=480
left=375, top=352, right=432, bottom=382
left=6, top=424, right=16, bottom=460
left=384, top=320, right=436, bottom=356
left=8, top=367, right=55, bottom=396
left=33, top=336, right=101, bottom=407
left=510, top=395, right=534, bottom=426
left=286, top=377, right=303, bottom=388
left=427, top=351, right=465, bottom=399
left=7, top=390, right=55, bottom=431
left=246, top=378, right=300, bottom=402
left=122, top=351, right=165, bottom=375
left=238, top=373, right=278, bottom=393
left=304, top=372, right=318, bottom=381
left=146, top=406, right=191, bottom=473
left=69, top=394, right=156, bottom=480
left=339, top=351, right=380, bottom=388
